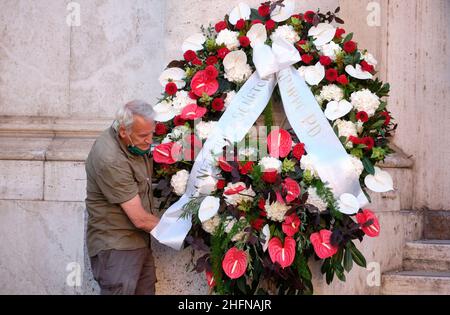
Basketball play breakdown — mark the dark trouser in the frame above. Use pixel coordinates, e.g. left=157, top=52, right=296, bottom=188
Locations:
left=90, top=247, right=157, bottom=295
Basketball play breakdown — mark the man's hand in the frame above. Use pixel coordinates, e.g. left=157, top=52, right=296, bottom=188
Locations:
left=120, top=195, right=160, bottom=233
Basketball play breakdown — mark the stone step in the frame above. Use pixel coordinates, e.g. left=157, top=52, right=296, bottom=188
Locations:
left=382, top=271, right=450, bottom=295
left=403, top=240, right=450, bottom=272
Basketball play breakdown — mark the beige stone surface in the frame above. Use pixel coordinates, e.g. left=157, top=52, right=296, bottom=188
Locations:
left=0, top=160, right=43, bottom=200
left=44, top=161, right=86, bottom=202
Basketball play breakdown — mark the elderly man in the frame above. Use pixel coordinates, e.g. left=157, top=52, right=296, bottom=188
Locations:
left=85, top=100, right=160, bottom=295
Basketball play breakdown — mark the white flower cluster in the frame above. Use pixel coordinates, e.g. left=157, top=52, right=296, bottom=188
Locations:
left=224, top=216, right=248, bottom=242
left=195, top=121, right=217, bottom=140
left=170, top=170, right=189, bottom=196
left=202, top=215, right=221, bottom=235
left=265, top=200, right=290, bottom=222
left=172, top=90, right=192, bottom=112
left=300, top=155, right=319, bottom=177
left=270, top=25, right=300, bottom=44
left=224, top=64, right=252, bottom=84
left=319, top=41, right=342, bottom=61
left=334, top=119, right=358, bottom=139
left=162, top=125, right=191, bottom=144
left=350, top=89, right=380, bottom=117
left=216, top=29, right=240, bottom=50
left=258, top=157, right=282, bottom=173
left=223, top=182, right=256, bottom=206
left=306, top=187, right=328, bottom=212
left=320, top=84, right=344, bottom=102
left=349, top=155, right=364, bottom=177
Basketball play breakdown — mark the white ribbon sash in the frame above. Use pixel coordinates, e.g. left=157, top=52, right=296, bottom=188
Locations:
left=151, top=38, right=368, bottom=250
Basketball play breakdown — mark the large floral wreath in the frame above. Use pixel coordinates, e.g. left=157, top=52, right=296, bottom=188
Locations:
left=150, top=1, right=396, bottom=295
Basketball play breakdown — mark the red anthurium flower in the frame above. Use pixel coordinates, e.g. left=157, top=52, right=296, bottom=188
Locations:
left=215, top=21, right=227, bottom=33
left=205, top=65, right=219, bottom=80
left=217, top=47, right=230, bottom=59
left=360, top=60, right=375, bottom=73
left=283, top=178, right=301, bottom=203
left=224, top=184, right=246, bottom=196
left=239, top=161, right=254, bottom=175
left=183, top=50, right=197, bottom=62
left=362, top=137, right=375, bottom=150
left=336, top=74, right=349, bottom=85
left=165, top=82, right=178, bottom=95
left=282, top=214, right=301, bottom=237
left=180, top=104, right=207, bottom=120
left=265, top=19, right=276, bottom=31
left=190, top=70, right=219, bottom=97
left=326, top=68, right=338, bottom=82
left=222, top=247, right=247, bottom=279
left=205, top=271, right=216, bottom=288
left=218, top=157, right=233, bottom=172
left=356, top=111, right=369, bottom=123
left=235, top=19, right=245, bottom=30
left=267, top=129, right=293, bottom=158
left=310, top=230, right=338, bottom=259
left=320, top=56, right=332, bottom=66
left=380, top=111, right=391, bottom=125
left=344, top=40, right=357, bottom=53
left=262, top=169, right=278, bottom=184
left=153, top=142, right=181, bottom=165
left=292, top=143, right=305, bottom=160
left=268, top=237, right=296, bottom=269
left=356, top=209, right=380, bottom=237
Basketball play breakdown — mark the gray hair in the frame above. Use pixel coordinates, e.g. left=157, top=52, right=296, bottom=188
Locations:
left=113, top=100, right=156, bottom=132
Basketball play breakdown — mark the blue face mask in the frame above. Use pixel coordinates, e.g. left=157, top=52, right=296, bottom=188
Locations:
left=127, top=135, right=150, bottom=156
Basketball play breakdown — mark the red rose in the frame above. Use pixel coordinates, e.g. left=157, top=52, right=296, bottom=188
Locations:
left=319, top=56, right=332, bottom=66
left=173, top=115, right=186, bottom=126
left=362, top=137, right=375, bottom=150
left=258, top=198, right=266, bottom=211
left=205, top=65, right=218, bottom=79
left=215, top=21, right=227, bottom=33
left=343, top=40, right=357, bottom=53
left=235, top=19, right=245, bottom=30
left=165, top=82, right=178, bottom=95
left=348, top=135, right=362, bottom=145
left=304, top=10, right=315, bottom=24
left=239, top=161, right=254, bottom=175
left=335, top=28, right=346, bottom=39
left=251, top=19, right=263, bottom=25
left=265, top=19, right=276, bottom=31
left=251, top=218, right=265, bottom=231
left=356, top=209, right=380, bottom=237
left=191, top=57, right=202, bottom=66
left=216, top=179, right=226, bottom=190
left=258, top=4, right=270, bottom=17
left=239, top=36, right=250, bottom=48
left=155, top=123, right=167, bottom=136
left=212, top=98, right=224, bottom=111
left=380, top=111, right=391, bottom=126
left=217, top=47, right=230, bottom=59
left=336, top=74, right=349, bottom=85
left=356, top=111, right=369, bottom=123
left=262, top=169, right=278, bottom=184
left=302, top=54, right=314, bottom=65
left=325, top=68, right=338, bottom=82
left=206, top=56, right=218, bottom=66
left=183, top=50, right=197, bottom=62
left=360, top=60, right=375, bottom=73
left=292, top=143, right=305, bottom=160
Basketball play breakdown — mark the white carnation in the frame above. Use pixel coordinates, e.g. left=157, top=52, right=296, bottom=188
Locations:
left=169, top=125, right=190, bottom=141
left=320, top=84, right=344, bottom=102
left=202, top=215, right=221, bottom=235
left=300, top=155, right=319, bottom=177
left=224, top=217, right=248, bottom=242
left=270, top=25, right=300, bottom=44
left=350, top=89, right=380, bottom=117
left=258, top=157, right=282, bottom=173
left=349, top=155, right=364, bottom=177
left=195, top=121, right=217, bottom=140
left=172, top=90, right=193, bottom=112
left=265, top=200, right=290, bottom=222
left=170, top=170, right=189, bottom=196
left=224, top=90, right=236, bottom=108
left=223, top=182, right=256, bottom=206
left=224, top=64, right=252, bottom=83
left=319, top=41, right=342, bottom=61
left=216, top=29, right=240, bottom=50
left=334, top=119, right=358, bottom=139
left=306, top=187, right=328, bottom=212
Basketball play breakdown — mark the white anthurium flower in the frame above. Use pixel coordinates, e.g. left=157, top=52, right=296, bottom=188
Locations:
left=153, top=100, right=178, bottom=122
left=324, top=100, right=353, bottom=121
left=345, top=64, right=373, bottom=80
left=338, top=193, right=360, bottom=215
left=304, top=62, right=325, bottom=86
left=247, top=23, right=267, bottom=48
left=365, top=167, right=394, bottom=193
left=363, top=51, right=378, bottom=67
left=223, top=50, right=247, bottom=71
left=270, top=0, right=295, bottom=22
left=198, top=196, right=221, bottom=223
left=181, top=33, right=206, bottom=52
left=261, top=224, right=271, bottom=252
left=158, top=68, right=186, bottom=89
left=228, top=2, right=251, bottom=25
left=308, top=23, right=336, bottom=47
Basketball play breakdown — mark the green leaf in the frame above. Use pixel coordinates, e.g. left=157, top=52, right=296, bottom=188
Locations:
left=236, top=277, right=248, bottom=294
left=326, top=269, right=335, bottom=284
left=362, top=157, right=375, bottom=175
left=349, top=242, right=367, bottom=268
left=370, top=119, right=386, bottom=130
left=344, top=247, right=354, bottom=272
left=343, top=33, right=354, bottom=43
